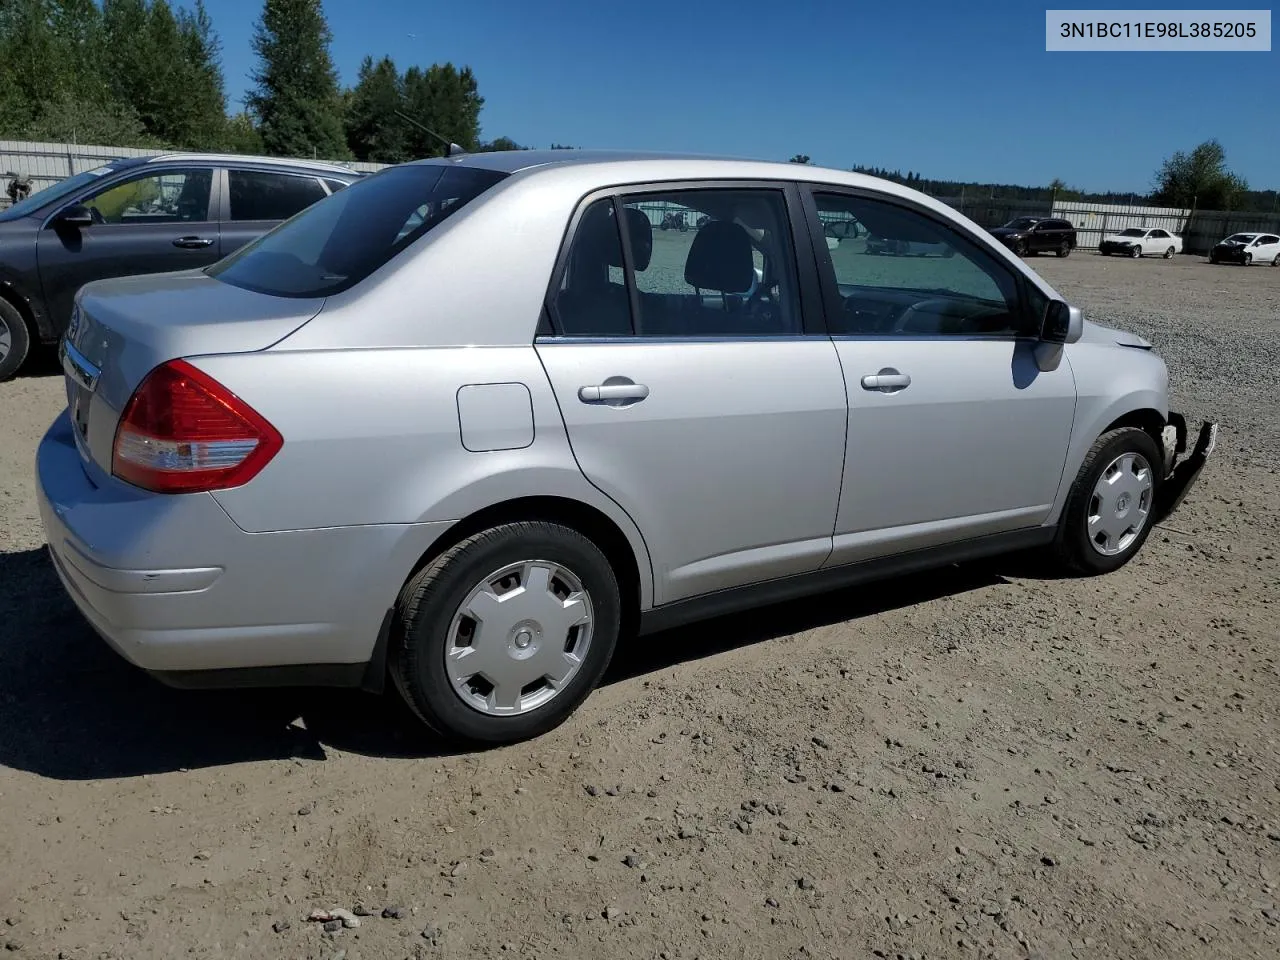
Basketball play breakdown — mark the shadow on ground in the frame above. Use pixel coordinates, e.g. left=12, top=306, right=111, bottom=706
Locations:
left=0, top=544, right=1014, bottom=781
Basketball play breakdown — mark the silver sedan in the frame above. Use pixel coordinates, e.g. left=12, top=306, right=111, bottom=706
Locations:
left=36, top=151, right=1217, bottom=744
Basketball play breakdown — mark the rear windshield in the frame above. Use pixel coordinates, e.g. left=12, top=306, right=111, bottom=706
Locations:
left=208, top=164, right=508, bottom=298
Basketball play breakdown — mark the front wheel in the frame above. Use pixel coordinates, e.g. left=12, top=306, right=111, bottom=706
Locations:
left=1014, top=240, right=1027, bottom=256
left=1129, top=245, right=1142, bottom=259
left=1051, top=427, right=1162, bottom=575
left=1243, top=253, right=1252, bottom=266
left=391, top=521, right=621, bottom=745
left=0, top=297, right=31, bottom=383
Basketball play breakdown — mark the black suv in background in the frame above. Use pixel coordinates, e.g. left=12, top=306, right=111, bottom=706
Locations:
left=0, top=153, right=361, bottom=380
left=987, top=217, right=1077, bottom=258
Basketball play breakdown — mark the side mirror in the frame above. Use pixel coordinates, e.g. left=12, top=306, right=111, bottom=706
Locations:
left=826, top=236, right=839, bottom=251
left=1040, top=299, right=1083, bottom=344
left=55, top=204, right=95, bottom=228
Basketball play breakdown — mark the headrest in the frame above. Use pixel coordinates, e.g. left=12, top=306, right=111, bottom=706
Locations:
left=575, top=203, right=653, bottom=272
left=684, top=220, right=753, bottom=293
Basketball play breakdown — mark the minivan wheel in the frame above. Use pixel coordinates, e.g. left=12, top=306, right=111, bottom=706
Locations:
left=0, top=297, right=32, bottom=383
left=1051, top=427, right=1162, bottom=576
left=391, top=521, right=621, bottom=745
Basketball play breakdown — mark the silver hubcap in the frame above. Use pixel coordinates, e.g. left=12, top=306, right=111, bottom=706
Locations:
left=0, top=315, right=10, bottom=360
left=1087, top=452, right=1154, bottom=556
left=445, top=559, right=593, bottom=716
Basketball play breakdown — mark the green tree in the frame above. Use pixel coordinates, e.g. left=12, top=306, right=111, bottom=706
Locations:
left=788, top=154, right=810, bottom=164
left=401, top=62, right=483, bottom=156
left=246, top=0, right=349, bottom=159
left=344, top=55, right=408, bottom=162
left=1152, top=139, right=1249, bottom=210
left=223, top=111, right=264, bottom=154
left=478, top=136, right=526, bottom=152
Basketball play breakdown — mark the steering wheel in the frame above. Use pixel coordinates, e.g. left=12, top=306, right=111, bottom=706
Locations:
left=892, top=298, right=1007, bottom=335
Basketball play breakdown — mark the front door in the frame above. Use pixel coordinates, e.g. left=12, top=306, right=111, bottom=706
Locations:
left=804, top=188, right=1077, bottom=566
left=536, top=186, right=848, bottom=605
left=36, top=167, right=219, bottom=332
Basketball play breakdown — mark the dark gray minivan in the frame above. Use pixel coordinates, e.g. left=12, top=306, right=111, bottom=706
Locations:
left=0, top=153, right=361, bottom=380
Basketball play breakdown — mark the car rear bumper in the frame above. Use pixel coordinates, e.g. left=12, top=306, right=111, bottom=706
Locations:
left=1154, top=412, right=1217, bottom=524
left=36, top=409, right=450, bottom=687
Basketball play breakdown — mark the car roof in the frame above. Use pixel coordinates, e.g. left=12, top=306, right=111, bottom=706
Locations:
left=398, top=148, right=941, bottom=198
left=139, top=153, right=359, bottom=175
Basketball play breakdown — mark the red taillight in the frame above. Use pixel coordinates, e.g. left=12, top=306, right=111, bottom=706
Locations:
left=112, top=360, right=283, bottom=494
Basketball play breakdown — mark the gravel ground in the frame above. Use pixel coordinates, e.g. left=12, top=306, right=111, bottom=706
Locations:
left=0, top=254, right=1276, bottom=960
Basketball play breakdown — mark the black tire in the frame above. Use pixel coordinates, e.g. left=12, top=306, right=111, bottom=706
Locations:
left=1051, top=427, right=1163, bottom=576
left=1163, top=246, right=1174, bottom=259
left=391, top=521, right=622, bottom=745
left=1272, top=254, right=1280, bottom=267
left=1014, top=240, right=1027, bottom=256
left=1243, top=253, right=1252, bottom=266
left=1209, top=253, right=1218, bottom=264
left=0, top=296, right=32, bottom=383
left=1056, top=241, right=1072, bottom=258
left=1129, top=245, right=1141, bottom=258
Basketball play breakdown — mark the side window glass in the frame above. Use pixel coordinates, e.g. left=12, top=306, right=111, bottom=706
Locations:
left=81, top=169, right=212, bottom=224
left=814, top=192, right=1028, bottom=337
left=228, top=170, right=327, bottom=221
left=620, top=189, right=801, bottom=337
left=551, top=198, right=632, bottom=337
left=322, top=178, right=350, bottom=194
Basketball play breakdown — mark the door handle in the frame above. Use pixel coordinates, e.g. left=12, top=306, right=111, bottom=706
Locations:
left=861, top=370, right=911, bottom=391
left=173, top=236, right=214, bottom=249
left=578, top=382, right=650, bottom=403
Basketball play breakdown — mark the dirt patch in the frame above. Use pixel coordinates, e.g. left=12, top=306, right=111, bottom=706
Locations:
left=0, top=254, right=1276, bottom=959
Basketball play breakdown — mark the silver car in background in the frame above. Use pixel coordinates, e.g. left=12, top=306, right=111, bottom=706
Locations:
left=36, top=151, right=1216, bottom=744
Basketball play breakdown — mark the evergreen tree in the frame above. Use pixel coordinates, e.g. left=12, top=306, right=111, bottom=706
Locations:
left=401, top=62, right=483, bottom=156
left=344, top=55, right=408, bottom=162
left=246, top=0, right=349, bottom=158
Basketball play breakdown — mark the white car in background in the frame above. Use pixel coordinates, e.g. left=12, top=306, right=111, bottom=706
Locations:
left=1098, top=227, right=1183, bottom=259
left=1209, top=232, right=1280, bottom=266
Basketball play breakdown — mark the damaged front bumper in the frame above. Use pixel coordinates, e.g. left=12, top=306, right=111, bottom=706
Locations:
left=1155, top=413, right=1218, bottom=524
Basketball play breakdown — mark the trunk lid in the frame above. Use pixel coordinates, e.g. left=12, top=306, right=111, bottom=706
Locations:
left=61, top=269, right=324, bottom=472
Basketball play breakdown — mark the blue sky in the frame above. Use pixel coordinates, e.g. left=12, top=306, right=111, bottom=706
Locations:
left=202, top=0, right=1277, bottom=192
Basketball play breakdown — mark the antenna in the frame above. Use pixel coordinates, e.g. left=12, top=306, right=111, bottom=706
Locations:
left=394, top=110, right=466, bottom=158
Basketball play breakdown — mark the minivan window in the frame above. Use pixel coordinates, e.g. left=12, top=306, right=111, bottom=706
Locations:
left=208, top=164, right=507, bottom=298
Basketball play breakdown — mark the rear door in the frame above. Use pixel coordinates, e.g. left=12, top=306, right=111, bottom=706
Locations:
left=36, top=165, right=219, bottom=331
left=800, top=185, right=1077, bottom=565
left=217, top=168, right=331, bottom=258
left=535, top=183, right=848, bottom=605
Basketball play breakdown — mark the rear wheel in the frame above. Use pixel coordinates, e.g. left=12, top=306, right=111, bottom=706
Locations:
left=1272, top=253, right=1280, bottom=267
left=1056, top=240, right=1072, bottom=258
left=1051, top=427, right=1162, bottom=576
left=1163, top=246, right=1175, bottom=259
left=0, top=297, right=32, bottom=383
left=391, top=521, right=621, bottom=745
